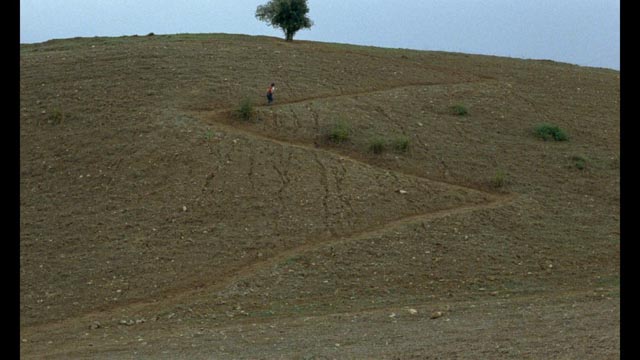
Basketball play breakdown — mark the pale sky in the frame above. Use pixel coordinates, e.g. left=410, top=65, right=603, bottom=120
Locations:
left=20, top=0, right=620, bottom=70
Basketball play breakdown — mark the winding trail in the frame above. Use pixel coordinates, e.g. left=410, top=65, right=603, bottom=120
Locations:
left=191, top=78, right=494, bottom=112
left=22, top=78, right=517, bottom=337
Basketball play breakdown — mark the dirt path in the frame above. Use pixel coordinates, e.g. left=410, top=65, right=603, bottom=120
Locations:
left=22, top=79, right=516, bottom=339
left=191, top=78, right=494, bottom=112
left=28, top=286, right=619, bottom=359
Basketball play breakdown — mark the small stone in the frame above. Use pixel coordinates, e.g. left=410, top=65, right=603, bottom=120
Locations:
left=407, top=308, right=418, bottom=315
left=182, top=206, right=187, bottom=212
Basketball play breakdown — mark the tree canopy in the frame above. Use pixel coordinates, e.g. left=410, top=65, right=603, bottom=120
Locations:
left=255, top=0, right=313, bottom=41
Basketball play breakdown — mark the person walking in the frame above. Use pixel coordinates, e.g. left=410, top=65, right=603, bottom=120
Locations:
left=266, top=83, right=276, bottom=105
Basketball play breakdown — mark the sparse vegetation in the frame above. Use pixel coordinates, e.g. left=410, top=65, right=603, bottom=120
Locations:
left=327, top=120, right=350, bottom=143
left=236, top=97, right=256, bottom=121
left=391, top=136, right=410, bottom=152
left=368, top=136, right=386, bottom=154
left=451, top=104, right=468, bottom=116
left=491, top=169, right=507, bottom=188
left=48, top=107, right=64, bottom=124
left=571, top=155, right=587, bottom=170
left=534, top=123, right=568, bottom=141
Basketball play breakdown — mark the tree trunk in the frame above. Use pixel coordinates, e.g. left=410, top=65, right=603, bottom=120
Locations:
left=285, top=30, right=294, bottom=41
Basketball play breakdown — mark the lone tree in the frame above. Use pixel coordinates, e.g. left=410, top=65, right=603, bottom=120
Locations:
left=255, top=0, right=313, bottom=41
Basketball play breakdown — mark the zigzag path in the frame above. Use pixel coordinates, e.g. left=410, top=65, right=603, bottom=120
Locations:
left=22, top=79, right=517, bottom=336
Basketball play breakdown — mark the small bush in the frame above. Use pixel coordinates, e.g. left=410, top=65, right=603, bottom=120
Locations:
left=368, top=136, right=386, bottom=154
left=571, top=155, right=587, bottom=170
left=391, top=136, right=410, bottom=152
left=327, top=120, right=350, bottom=143
left=450, top=104, right=468, bottom=116
left=236, top=97, right=255, bottom=121
left=534, top=123, right=568, bottom=141
left=48, top=108, right=64, bottom=124
left=491, top=169, right=507, bottom=188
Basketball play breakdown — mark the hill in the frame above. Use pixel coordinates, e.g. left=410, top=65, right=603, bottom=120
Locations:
left=20, top=33, right=619, bottom=358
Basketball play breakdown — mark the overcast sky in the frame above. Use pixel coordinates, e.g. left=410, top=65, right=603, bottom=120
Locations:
left=20, top=0, right=619, bottom=70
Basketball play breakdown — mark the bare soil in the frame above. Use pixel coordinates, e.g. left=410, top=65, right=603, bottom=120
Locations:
left=20, top=33, right=619, bottom=359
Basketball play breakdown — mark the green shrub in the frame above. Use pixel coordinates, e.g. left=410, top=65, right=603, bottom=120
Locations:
left=391, top=136, right=410, bottom=152
left=327, top=120, right=350, bottom=143
left=236, top=97, right=255, bottom=121
left=534, top=123, right=568, bottom=141
left=48, top=107, right=64, bottom=124
left=491, top=169, right=507, bottom=188
left=571, top=155, right=587, bottom=170
left=368, top=136, right=386, bottom=154
left=450, top=104, right=468, bottom=116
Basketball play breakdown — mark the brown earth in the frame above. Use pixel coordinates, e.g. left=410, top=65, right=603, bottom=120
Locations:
left=20, top=33, right=619, bottom=358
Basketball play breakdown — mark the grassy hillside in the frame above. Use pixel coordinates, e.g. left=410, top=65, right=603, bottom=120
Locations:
left=20, top=33, right=619, bottom=358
